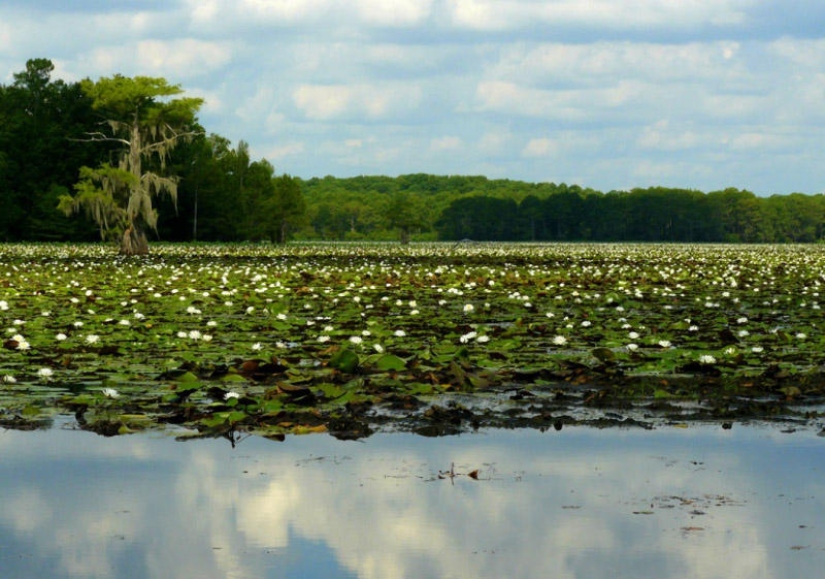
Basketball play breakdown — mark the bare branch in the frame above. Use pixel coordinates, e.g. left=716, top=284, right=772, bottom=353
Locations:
left=68, top=132, right=131, bottom=146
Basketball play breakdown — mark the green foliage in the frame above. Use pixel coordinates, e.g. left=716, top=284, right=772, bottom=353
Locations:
left=329, top=348, right=360, bottom=373
left=270, top=174, right=307, bottom=243
left=61, top=74, right=203, bottom=252
left=58, top=164, right=135, bottom=240
left=0, top=58, right=107, bottom=241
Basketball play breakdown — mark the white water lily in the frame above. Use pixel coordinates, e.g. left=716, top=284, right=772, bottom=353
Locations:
left=552, top=335, right=567, bottom=346
left=460, top=331, right=478, bottom=344
left=698, top=354, right=716, bottom=365
left=37, top=367, right=53, bottom=379
left=102, top=387, right=120, bottom=399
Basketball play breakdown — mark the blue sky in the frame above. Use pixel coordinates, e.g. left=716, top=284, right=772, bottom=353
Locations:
left=2, top=0, right=824, bottom=195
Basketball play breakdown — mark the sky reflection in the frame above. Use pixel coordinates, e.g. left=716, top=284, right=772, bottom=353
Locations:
left=0, top=425, right=823, bottom=579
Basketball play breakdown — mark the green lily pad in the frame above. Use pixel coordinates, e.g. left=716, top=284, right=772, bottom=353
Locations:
left=374, top=354, right=407, bottom=372
left=329, top=348, right=360, bottom=373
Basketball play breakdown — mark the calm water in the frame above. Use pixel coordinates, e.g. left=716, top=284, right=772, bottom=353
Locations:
left=1, top=422, right=823, bottom=579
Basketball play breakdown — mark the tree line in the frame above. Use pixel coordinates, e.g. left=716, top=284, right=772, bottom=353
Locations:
left=300, top=176, right=825, bottom=243
left=2, top=59, right=824, bottom=247
left=0, top=59, right=305, bottom=251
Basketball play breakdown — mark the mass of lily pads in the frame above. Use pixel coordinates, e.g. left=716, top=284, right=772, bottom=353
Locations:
left=1, top=242, right=824, bottom=439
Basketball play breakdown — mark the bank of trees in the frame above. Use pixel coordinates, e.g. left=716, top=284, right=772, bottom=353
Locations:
left=299, top=176, right=825, bottom=243
left=3, top=58, right=825, bottom=245
left=434, top=186, right=825, bottom=243
left=0, top=59, right=305, bottom=247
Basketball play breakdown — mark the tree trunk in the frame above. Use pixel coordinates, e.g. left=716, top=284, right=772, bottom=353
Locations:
left=120, top=226, right=149, bottom=255
left=399, top=228, right=410, bottom=245
left=278, top=219, right=288, bottom=244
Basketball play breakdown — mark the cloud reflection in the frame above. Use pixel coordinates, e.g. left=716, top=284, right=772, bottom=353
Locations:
left=0, top=427, right=823, bottom=578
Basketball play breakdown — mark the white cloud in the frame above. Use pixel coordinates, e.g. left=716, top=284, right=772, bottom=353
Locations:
left=430, top=135, right=462, bottom=151
left=234, top=86, right=278, bottom=123
left=638, top=120, right=701, bottom=151
left=768, top=37, right=825, bottom=69
left=475, top=80, right=652, bottom=122
left=84, top=39, right=233, bottom=79
left=293, top=83, right=422, bottom=121
left=293, top=85, right=350, bottom=119
left=522, top=137, right=559, bottom=158
left=240, top=0, right=332, bottom=22
left=447, top=0, right=750, bottom=31
left=184, top=0, right=435, bottom=29
left=137, top=39, right=233, bottom=77
left=0, top=21, right=12, bottom=54
left=185, top=0, right=335, bottom=27
left=487, top=41, right=747, bottom=89
left=264, top=141, right=306, bottom=161
left=355, top=0, right=434, bottom=26
left=187, top=87, right=225, bottom=114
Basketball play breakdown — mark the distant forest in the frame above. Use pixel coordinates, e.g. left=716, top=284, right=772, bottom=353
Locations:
left=2, top=59, right=824, bottom=244
left=301, top=175, right=825, bottom=243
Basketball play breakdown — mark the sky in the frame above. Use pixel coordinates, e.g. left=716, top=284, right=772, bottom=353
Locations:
left=2, top=0, right=824, bottom=196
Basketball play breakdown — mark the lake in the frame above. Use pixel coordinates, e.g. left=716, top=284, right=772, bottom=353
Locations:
left=1, top=422, right=823, bottom=578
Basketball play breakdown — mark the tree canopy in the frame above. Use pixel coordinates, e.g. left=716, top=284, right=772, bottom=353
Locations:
left=58, top=75, right=204, bottom=254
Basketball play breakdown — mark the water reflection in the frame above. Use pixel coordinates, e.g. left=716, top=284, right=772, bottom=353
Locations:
left=0, top=424, right=823, bottom=579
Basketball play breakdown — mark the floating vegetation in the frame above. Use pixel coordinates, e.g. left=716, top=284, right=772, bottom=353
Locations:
left=1, top=242, right=825, bottom=438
